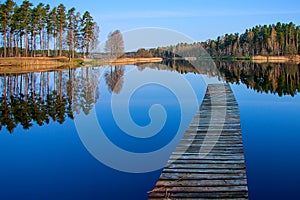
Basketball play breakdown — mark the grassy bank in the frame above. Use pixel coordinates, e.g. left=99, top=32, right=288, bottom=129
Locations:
left=0, top=57, right=84, bottom=74
left=0, top=57, right=163, bottom=74
left=0, top=57, right=84, bottom=67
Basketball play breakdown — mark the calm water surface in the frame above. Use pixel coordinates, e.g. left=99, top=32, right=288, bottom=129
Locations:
left=0, top=62, right=299, bottom=199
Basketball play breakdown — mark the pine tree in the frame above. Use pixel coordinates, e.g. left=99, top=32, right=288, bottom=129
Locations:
left=81, top=11, right=95, bottom=58
left=67, top=7, right=76, bottom=59
left=56, top=4, right=66, bottom=57
left=19, top=0, right=33, bottom=57
left=0, top=0, right=16, bottom=57
left=48, top=6, right=57, bottom=56
left=35, top=3, right=46, bottom=56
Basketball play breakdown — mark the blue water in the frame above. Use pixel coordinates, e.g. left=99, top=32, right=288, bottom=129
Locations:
left=0, top=64, right=299, bottom=199
left=0, top=66, right=205, bottom=199
left=232, top=84, right=300, bottom=200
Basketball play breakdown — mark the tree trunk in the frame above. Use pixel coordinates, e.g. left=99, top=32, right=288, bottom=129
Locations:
left=47, top=33, right=50, bottom=57
left=33, top=29, right=36, bottom=57
left=20, top=34, right=23, bottom=57
left=72, top=48, right=75, bottom=59
left=68, top=29, right=73, bottom=59
left=30, top=32, right=33, bottom=57
left=3, top=26, right=7, bottom=57
left=9, top=31, right=14, bottom=57
left=8, top=31, right=12, bottom=57
left=59, top=25, right=63, bottom=56
left=54, top=34, right=57, bottom=57
left=85, top=34, right=89, bottom=58
left=72, top=32, right=75, bottom=58
left=25, top=29, right=28, bottom=57
left=39, top=29, right=43, bottom=56
left=14, top=33, right=18, bottom=57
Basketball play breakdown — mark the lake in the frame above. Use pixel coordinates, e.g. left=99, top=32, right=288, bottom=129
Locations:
left=0, top=61, right=299, bottom=199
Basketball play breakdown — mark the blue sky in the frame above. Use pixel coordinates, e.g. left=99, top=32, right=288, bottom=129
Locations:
left=14, top=0, right=300, bottom=42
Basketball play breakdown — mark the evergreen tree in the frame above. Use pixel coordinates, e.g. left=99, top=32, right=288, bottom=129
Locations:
left=67, top=7, right=76, bottom=59
left=56, top=4, right=66, bottom=57
left=0, top=0, right=16, bottom=57
left=81, top=11, right=95, bottom=57
left=19, top=0, right=33, bottom=57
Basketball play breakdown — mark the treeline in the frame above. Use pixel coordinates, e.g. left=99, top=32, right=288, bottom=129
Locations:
left=132, top=22, right=300, bottom=58
left=203, top=22, right=300, bottom=57
left=0, top=0, right=99, bottom=58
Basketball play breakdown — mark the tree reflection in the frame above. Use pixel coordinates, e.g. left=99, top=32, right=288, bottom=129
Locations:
left=72, top=67, right=100, bottom=115
left=105, top=65, right=124, bottom=94
left=216, top=62, right=300, bottom=96
left=1, top=61, right=298, bottom=133
left=0, top=67, right=101, bottom=133
left=0, top=92, right=73, bottom=133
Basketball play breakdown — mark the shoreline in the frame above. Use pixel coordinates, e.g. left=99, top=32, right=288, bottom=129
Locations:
left=0, top=55, right=298, bottom=74
left=0, top=57, right=163, bottom=74
left=0, top=57, right=82, bottom=74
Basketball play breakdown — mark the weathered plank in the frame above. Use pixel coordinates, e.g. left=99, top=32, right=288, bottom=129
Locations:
left=148, top=83, right=248, bottom=199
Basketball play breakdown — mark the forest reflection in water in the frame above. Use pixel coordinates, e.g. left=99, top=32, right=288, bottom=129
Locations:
left=217, top=61, right=300, bottom=96
left=0, top=61, right=299, bottom=133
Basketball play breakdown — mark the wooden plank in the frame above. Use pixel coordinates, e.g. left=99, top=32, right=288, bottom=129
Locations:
left=148, top=83, right=248, bottom=199
left=167, top=159, right=246, bottom=164
left=160, top=173, right=247, bottom=180
left=155, top=179, right=247, bottom=187
left=149, top=192, right=248, bottom=199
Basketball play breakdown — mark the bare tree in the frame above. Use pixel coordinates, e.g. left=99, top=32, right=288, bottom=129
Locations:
left=104, top=30, right=124, bottom=59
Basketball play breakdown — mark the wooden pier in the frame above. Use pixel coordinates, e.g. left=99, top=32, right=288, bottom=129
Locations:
left=149, top=84, right=248, bottom=199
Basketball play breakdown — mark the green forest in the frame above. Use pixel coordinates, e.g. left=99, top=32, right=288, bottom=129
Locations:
left=133, top=22, right=300, bottom=59
left=203, top=22, right=300, bottom=57
left=0, top=0, right=99, bottom=58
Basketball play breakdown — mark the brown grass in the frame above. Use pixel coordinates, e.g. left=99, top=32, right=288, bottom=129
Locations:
left=0, top=56, right=70, bottom=67
left=0, top=57, right=83, bottom=74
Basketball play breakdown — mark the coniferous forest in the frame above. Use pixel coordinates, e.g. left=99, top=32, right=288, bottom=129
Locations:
left=0, top=0, right=99, bottom=58
left=202, top=22, right=300, bottom=57
left=133, top=22, right=300, bottom=59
